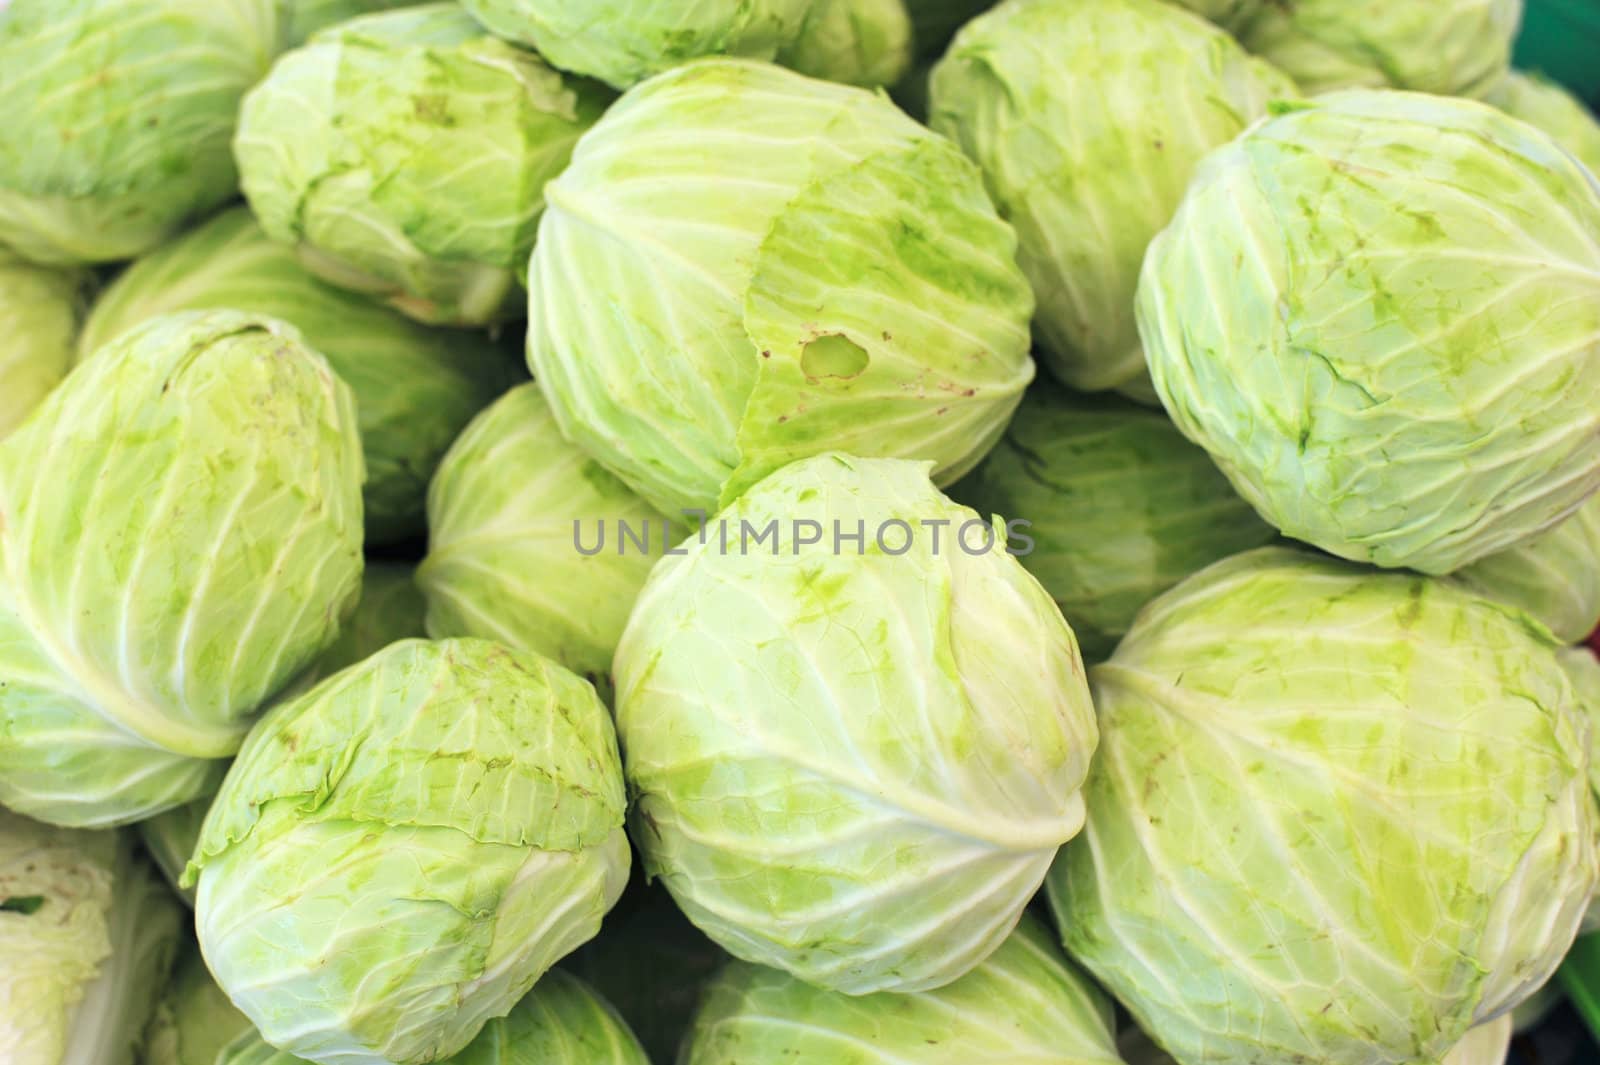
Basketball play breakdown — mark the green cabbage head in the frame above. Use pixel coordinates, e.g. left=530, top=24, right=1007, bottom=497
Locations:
left=1455, top=494, right=1600, bottom=645
left=142, top=944, right=254, bottom=1065
left=1442, top=1017, right=1514, bottom=1065
left=458, top=0, right=815, bottom=89
left=211, top=970, right=646, bottom=1065
left=681, top=916, right=1120, bottom=1064
left=615, top=453, right=1097, bottom=994
left=931, top=0, right=1294, bottom=397
left=187, top=638, right=630, bottom=1065
left=79, top=207, right=517, bottom=543
left=0, top=0, right=280, bottom=265
left=236, top=4, right=611, bottom=326
left=1139, top=90, right=1600, bottom=575
left=1236, top=0, right=1522, bottom=97
left=530, top=58, right=1034, bottom=517
left=953, top=384, right=1277, bottom=662
left=0, top=310, right=365, bottom=828
left=780, top=0, right=913, bottom=87
left=1558, top=645, right=1600, bottom=931
left=419, top=383, right=669, bottom=699
left=1049, top=546, right=1598, bottom=1065
left=1119, top=1015, right=1515, bottom=1065
left=136, top=563, right=427, bottom=907
left=1487, top=71, right=1600, bottom=176
left=1, top=809, right=183, bottom=1065
left=0, top=251, right=91, bottom=439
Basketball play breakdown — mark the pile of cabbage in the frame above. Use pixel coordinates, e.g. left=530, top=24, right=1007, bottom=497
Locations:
left=2, top=1, right=1599, bottom=1064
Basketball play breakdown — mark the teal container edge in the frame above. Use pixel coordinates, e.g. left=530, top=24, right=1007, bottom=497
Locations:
left=1515, top=0, right=1600, bottom=108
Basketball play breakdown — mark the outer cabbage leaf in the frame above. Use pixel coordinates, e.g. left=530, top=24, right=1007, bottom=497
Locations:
left=1118, top=1015, right=1514, bottom=1065
left=1236, top=0, right=1522, bottom=97
left=188, top=638, right=630, bottom=1065
left=680, top=916, right=1120, bottom=1064
left=1487, top=71, right=1600, bottom=176
left=236, top=4, right=611, bottom=325
left=0, top=252, right=92, bottom=439
left=448, top=971, right=647, bottom=1065
left=530, top=58, right=1034, bottom=516
left=1443, top=1016, right=1513, bottom=1065
left=1139, top=90, right=1600, bottom=574
left=780, top=0, right=912, bottom=87
left=1, top=809, right=183, bottom=1065
left=615, top=453, right=1096, bottom=993
left=418, top=384, right=668, bottom=699
left=1559, top=645, right=1600, bottom=932
left=0, top=310, right=365, bottom=828
left=953, top=384, right=1277, bottom=661
left=0, top=0, right=280, bottom=264
left=458, top=0, right=815, bottom=89
left=1455, top=494, right=1600, bottom=644
left=141, top=944, right=253, bottom=1065
left=1049, top=547, right=1598, bottom=1065
left=79, top=208, right=517, bottom=543
left=212, top=971, right=646, bottom=1065
left=137, top=564, right=425, bottom=907
left=931, top=0, right=1293, bottom=397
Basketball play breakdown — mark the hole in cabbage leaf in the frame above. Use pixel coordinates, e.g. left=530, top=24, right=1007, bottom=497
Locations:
left=800, top=334, right=870, bottom=380
left=2, top=896, right=44, bottom=915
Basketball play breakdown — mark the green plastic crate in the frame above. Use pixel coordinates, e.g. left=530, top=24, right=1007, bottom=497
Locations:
left=1515, top=0, right=1600, bottom=107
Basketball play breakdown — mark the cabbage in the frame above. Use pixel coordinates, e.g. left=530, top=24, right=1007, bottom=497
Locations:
left=529, top=58, right=1034, bottom=516
left=236, top=4, right=611, bottom=325
left=0, top=310, right=364, bottom=828
left=953, top=384, right=1277, bottom=661
left=187, top=638, right=630, bottom=1065
left=680, top=916, right=1120, bottom=1064
left=1236, top=0, right=1522, bottom=97
left=136, top=564, right=426, bottom=906
left=780, top=0, right=913, bottom=87
left=419, top=384, right=668, bottom=699
left=458, top=0, right=816, bottom=89
left=1139, top=90, right=1600, bottom=574
left=1487, top=70, right=1600, bottom=176
left=615, top=453, right=1096, bottom=993
left=1455, top=495, right=1600, bottom=644
left=931, top=0, right=1293, bottom=397
left=1118, top=1015, right=1514, bottom=1065
left=0, top=809, right=183, bottom=1065
left=0, top=251, right=91, bottom=439
left=0, top=0, right=279, bottom=265
left=79, top=208, right=517, bottom=543
left=211, top=971, right=645, bottom=1065
left=1050, top=546, right=1597, bottom=1064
